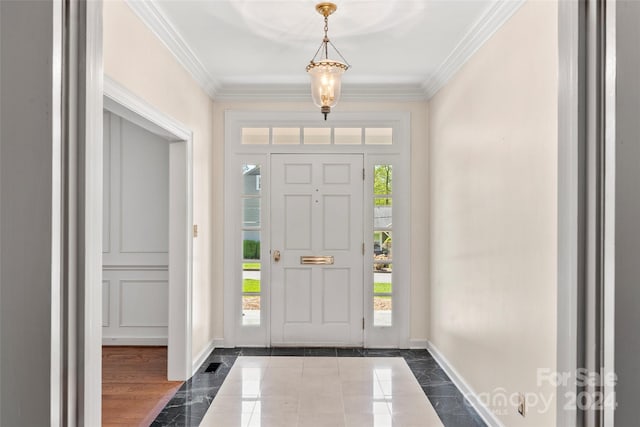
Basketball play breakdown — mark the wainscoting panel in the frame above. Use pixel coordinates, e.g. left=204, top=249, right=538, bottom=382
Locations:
left=120, top=280, right=169, bottom=327
left=119, top=119, right=169, bottom=254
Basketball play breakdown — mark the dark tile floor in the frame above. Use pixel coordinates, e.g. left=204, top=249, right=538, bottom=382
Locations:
left=151, top=348, right=486, bottom=427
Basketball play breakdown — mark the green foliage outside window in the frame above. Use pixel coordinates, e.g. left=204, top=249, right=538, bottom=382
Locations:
left=243, top=240, right=260, bottom=259
left=374, top=165, right=392, bottom=205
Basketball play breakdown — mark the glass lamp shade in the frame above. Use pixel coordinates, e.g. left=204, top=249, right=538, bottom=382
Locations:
left=307, top=60, right=347, bottom=116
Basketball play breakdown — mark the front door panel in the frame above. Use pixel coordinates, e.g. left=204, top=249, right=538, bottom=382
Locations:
left=271, top=154, right=364, bottom=346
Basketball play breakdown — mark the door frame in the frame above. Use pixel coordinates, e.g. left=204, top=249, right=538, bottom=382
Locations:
left=103, top=77, right=194, bottom=381
left=557, top=1, right=617, bottom=425
left=223, top=111, right=411, bottom=348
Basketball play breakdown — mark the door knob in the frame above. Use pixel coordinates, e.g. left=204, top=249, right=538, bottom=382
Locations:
left=273, top=250, right=281, bottom=262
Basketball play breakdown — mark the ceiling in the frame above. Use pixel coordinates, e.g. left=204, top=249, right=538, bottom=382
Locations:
left=128, top=0, right=525, bottom=100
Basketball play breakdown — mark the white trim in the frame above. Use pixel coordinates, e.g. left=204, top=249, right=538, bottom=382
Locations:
left=427, top=341, right=504, bottom=427
left=213, top=338, right=226, bottom=348
left=102, top=264, right=169, bottom=271
left=51, top=2, right=64, bottom=424
left=102, top=337, right=168, bottom=346
left=122, top=0, right=524, bottom=102
left=103, top=77, right=194, bottom=381
left=603, top=1, right=616, bottom=425
left=556, top=1, right=580, bottom=425
left=104, top=77, right=190, bottom=141
left=191, top=339, right=216, bottom=375
left=422, top=0, right=525, bottom=99
left=409, top=339, right=428, bottom=349
left=82, top=2, right=105, bottom=424
left=124, top=0, right=220, bottom=99
left=168, top=140, right=194, bottom=381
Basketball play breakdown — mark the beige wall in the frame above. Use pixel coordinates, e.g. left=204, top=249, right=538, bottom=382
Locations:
left=103, top=0, right=216, bottom=360
left=212, top=100, right=430, bottom=343
left=428, top=1, right=557, bottom=425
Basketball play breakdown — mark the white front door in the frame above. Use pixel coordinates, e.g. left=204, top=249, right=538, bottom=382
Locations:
left=271, top=154, right=364, bottom=346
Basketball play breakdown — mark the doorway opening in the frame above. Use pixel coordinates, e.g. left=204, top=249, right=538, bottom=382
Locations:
left=102, top=77, right=194, bottom=385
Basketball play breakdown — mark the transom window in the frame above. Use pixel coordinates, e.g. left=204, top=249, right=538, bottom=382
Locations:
left=241, top=127, right=393, bottom=145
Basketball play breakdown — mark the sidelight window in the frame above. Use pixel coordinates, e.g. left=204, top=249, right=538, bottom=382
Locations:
left=373, top=164, right=393, bottom=326
left=241, top=164, right=262, bottom=326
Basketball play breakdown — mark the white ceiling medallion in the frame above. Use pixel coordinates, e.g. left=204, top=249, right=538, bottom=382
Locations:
left=227, top=0, right=425, bottom=44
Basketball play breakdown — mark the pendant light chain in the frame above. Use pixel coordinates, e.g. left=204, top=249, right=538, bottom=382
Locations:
left=324, top=15, right=330, bottom=59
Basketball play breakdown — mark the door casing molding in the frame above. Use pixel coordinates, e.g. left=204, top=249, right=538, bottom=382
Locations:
left=223, top=111, right=411, bottom=348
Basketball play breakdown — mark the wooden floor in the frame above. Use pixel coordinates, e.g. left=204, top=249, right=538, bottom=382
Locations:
left=102, top=346, right=183, bottom=427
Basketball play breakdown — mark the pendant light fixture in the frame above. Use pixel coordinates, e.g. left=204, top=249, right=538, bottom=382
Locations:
left=306, top=2, right=350, bottom=120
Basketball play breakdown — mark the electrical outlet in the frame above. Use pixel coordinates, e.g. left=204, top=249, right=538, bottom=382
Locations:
left=517, top=393, right=526, bottom=417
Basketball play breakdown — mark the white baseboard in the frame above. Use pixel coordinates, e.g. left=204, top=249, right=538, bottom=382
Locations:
left=427, top=341, right=504, bottom=427
left=192, top=339, right=217, bottom=375
left=213, top=338, right=225, bottom=348
left=409, top=339, right=428, bottom=349
left=102, top=337, right=168, bottom=346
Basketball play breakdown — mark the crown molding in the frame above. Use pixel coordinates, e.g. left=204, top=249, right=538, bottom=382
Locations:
left=125, top=0, right=524, bottom=103
left=125, top=0, right=220, bottom=99
left=422, top=0, right=526, bottom=99
left=343, top=83, right=429, bottom=102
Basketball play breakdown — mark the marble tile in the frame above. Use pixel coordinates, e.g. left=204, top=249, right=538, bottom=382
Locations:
left=268, top=356, right=304, bottom=368
left=302, top=356, right=339, bottom=368
left=232, top=356, right=271, bottom=368
left=344, top=412, right=392, bottom=427
left=259, top=380, right=301, bottom=398
left=298, top=392, right=345, bottom=414
left=270, top=347, right=305, bottom=356
left=342, top=395, right=391, bottom=415
left=340, top=379, right=381, bottom=396
left=199, top=408, right=253, bottom=427
left=298, top=375, right=342, bottom=396
left=253, top=395, right=299, bottom=414
left=239, top=347, right=272, bottom=356
left=209, top=347, right=243, bottom=356
left=336, top=347, right=365, bottom=357
left=364, top=348, right=404, bottom=358
left=301, top=366, right=340, bottom=379
left=304, top=347, right=337, bottom=357
left=247, top=411, right=298, bottom=427
left=297, top=412, right=346, bottom=427
left=152, top=348, right=487, bottom=427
